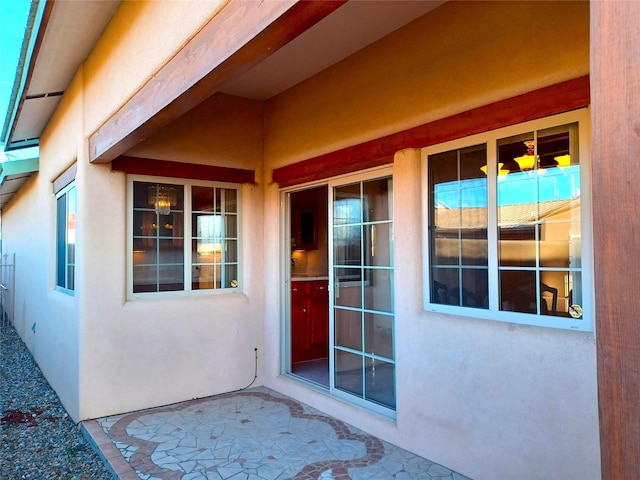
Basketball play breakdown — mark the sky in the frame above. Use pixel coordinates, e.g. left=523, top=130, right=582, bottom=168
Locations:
left=0, top=0, right=32, bottom=159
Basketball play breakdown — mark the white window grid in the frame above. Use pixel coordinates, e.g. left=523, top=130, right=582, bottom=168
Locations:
left=421, top=109, right=593, bottom=332
left=127, top=175, right=241, bottom=299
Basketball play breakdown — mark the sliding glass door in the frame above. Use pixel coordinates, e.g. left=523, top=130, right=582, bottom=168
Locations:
left=331, top=173, right=395, bottom=412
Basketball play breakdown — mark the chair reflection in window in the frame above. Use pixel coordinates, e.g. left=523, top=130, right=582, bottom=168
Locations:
left=501, top=282, right=557, bottom=315
left=433, top=281, right=449, bottom=304
left=540, top=283, right=558, bottom=315
left=434, top=277, right=559, bottom=315
left=432, top=281, right=485, bottom=307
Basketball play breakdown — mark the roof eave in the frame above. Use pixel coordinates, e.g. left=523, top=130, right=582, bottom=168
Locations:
left=0, top=157, right=39, bottom=210
left=1, top=0, right=47, bottom=150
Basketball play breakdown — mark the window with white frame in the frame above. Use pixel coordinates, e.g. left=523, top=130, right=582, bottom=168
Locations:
left=422, top=110, right=592, bottom=331
left=129, top=177, right=239, bottom=296
left=56, top=182, right=76, bottom=292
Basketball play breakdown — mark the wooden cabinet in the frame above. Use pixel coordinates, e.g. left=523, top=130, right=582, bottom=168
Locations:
left=291, top=205, right=318, bottom=250
left=291, top=280, right=329, bottom=363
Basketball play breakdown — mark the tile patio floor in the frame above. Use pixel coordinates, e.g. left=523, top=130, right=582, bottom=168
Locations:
left=81, top=387, right=471, bottom=480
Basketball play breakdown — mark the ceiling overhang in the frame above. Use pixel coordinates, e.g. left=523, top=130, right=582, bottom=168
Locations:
left=88, top=0, right=445, bottom=163
left=3, top=0, right=120, bottom=151
left=0, top=157, right=39, bottom=209
left=4, top=0, right=446, bottom=162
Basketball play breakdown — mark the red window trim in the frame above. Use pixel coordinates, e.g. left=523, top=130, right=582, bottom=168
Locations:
left=272, top=76, right=590, bottom=188
left=112, top=156, right=255, bottom=184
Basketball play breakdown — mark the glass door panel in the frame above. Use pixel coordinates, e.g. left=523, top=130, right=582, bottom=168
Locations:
left=331, top=175, right=395, bottom=412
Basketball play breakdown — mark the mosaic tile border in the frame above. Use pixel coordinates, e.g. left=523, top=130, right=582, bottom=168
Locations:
left=103, top=390, right=385, bottom=480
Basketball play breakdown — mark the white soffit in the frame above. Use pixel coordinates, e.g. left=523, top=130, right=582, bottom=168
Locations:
left=219, top=0, right=446, bottom=101
left=10, top=95, right=59, bottom=147
left=0, top=157, right=39, bottom=210
left=8, top=0, right=120, bottom=148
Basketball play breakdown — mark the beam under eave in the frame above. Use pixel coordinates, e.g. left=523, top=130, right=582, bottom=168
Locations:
left=89, top=0, right=348, bottom=164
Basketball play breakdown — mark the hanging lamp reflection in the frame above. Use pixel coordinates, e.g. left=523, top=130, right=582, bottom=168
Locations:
left=514, top=140, right=537, bottom=171
left=148, top=185, right=177, bottom=215
left=480, top=162, right=510, bottom=176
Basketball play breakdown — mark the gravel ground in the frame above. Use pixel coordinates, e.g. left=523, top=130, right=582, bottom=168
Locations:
left=1, top=323, right=114, bottom=479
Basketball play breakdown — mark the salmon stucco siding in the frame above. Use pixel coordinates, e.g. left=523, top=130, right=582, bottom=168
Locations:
left=2, top=1, right=623, bottom=479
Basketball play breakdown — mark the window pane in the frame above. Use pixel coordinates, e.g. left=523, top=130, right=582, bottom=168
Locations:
left=539, top=221, right=581, bottom=268
left=66, top=188, right=76, bottom=287
left=193, top=264, right=215, bottom=290
left=363, top=178, right=391, bottom=222
left=133, top=181, right=155, bottom=209
left=500, top=270, right=536, bottom=313
left=192, top=186, right=214, bottom=212
left=159, top=212, right=182, bottom=237
left=568, top=271, right=583, bottom=317
left=461, top=268, right=488, bottom=308
left=334, top=225, right=361, bottom=266
left=134, top=211, right=156, bottom=237
left=139, top=182, right=183, bottom=212
left=158, top=239, right=183, bottom=265
left=67, top=266, right=75, bottom=291
left=224, top=264, right=238, bottom=288
left=539, top=270, right=584, bottom=318
left=225, top=214, right=238, bottom=238
left=67, top=243, right=75, bottom=267
left=334, top=308, right=362, bottom=350
left=364, top=313, right=393, bottom=359
left=335, top=350, right=363, bottom=397
left=334, top=184, right=361, bottom=225
left=365, top=357, right=395, bottom=409
left=214, top=188, right=222, bottom=212
left=499, top=224, right=536, bottom=267
left=498, top=126, right=580, bottom=270
left=430, top=268, right=460, bottom=305
left=133, top=239, right=157, bottom=265
left=132, top=181, right=187, bottom=294
left=365, top=223, right=391, bottom=267
left=158, top=265, right=183, bottom=291
left=55, top=186, right=76, bottom=291
left=133, top=265, right=157, bottom=293
left=191, top=187, right=239, bottom=292
left=461, top=229, right=487, bottom=266
left=430, top=150, right=458, bottom=185
left=133, top=181, right=238, bottom=294
left=429, top=144, right=487, bottom=306
left=56, top=195, right=66, bottom=287
left=539, top=272, right=562, bottom=317
left=432, top=232, right=459, bottom=266
left=364, top=268, right=392, bottom=313
left=225, top=240, right=238, bottom=263
left=334, top=269, right=362, bottom=308
left=224, top=188, right=237, bottom=213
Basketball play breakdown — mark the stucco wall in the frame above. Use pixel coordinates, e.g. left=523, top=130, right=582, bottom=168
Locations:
left=1, top=0, right=265, bottom=421
left=75, top=0, right=266, bottom=420
left=126, top=93, right=263, bottom=171
left=261, top=2, right=598, bottom=480
left=264, top=0, right=590, bottom=169
left=0, top=1, right=598, bottom=479
left=77, top=96, right=265, bottom=419
left=1, top=68, right=87, bottom=419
